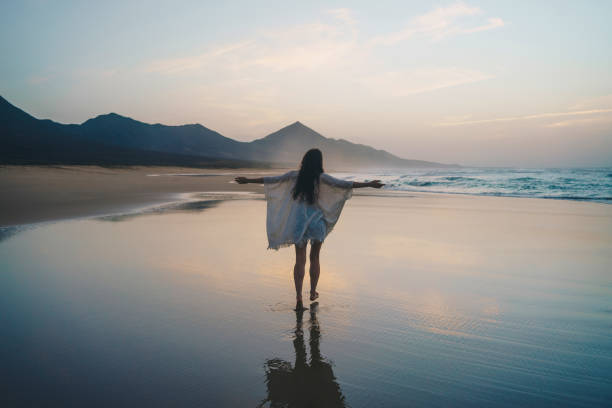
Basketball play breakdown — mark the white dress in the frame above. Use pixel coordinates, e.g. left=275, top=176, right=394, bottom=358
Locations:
left=263, top=171, right=353, bottom=249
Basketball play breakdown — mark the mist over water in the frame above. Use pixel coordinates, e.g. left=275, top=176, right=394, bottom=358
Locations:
left=338, top=168, right=612, bottom=202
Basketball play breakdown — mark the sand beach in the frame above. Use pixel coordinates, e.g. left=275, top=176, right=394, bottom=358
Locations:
left=1, top=166, right=611, bottom=406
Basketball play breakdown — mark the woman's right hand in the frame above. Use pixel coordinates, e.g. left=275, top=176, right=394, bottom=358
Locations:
left=235, top=177, right=248, bottom=184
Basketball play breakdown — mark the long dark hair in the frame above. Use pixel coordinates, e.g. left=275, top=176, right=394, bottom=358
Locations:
left=292, top=149, right=324, bottom=204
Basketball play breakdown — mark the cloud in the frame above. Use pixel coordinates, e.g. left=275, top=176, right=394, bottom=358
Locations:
left=146, top=20, right=357, bottom=75
left=137, top=3, right=502, bottom=132
left=360, top=68, right=493, bottom=96
left=570, top=94, right=612, bottom=110
left=461, top=17, right=505, bottom=33
left=435, top=108, right=612, bottom=127
left=544, top=115, right=612, bottom=128
left=145, top=40, right=255, bottom=74
left=27, top=75, right=50, bottom=85
left=144, top=3, right=501, bottom=77
left=368, top=2, right=504, bottom=46
left=326, top=8, right=357, bottom=26
left=245, top=23, right=357, bottom=72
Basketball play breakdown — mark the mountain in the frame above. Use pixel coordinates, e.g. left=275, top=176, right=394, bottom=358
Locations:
left=246, top=121, right=450, bottom=168
left=1, top=96, right=457, bottom=168
left=80, top=113, right=247, bottom=158
left=0, top=96, right=266, bottom=167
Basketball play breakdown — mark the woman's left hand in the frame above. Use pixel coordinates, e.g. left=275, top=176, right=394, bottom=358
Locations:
left=369, top=180, right=385, bottom=188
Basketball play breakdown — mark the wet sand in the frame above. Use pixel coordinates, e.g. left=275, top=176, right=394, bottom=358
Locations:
left=0, top=165, right=275, bottom=226
left=1, top=166, right=611, bottom=406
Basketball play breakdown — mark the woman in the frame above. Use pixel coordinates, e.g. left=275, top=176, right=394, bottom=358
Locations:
left=235, top=149, right=384, bottom=310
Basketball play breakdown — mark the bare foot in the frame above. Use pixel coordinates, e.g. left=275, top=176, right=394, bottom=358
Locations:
left=310, top=291, right=319, bottom=301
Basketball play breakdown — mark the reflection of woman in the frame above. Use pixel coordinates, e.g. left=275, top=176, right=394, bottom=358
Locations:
left=236, top=149, right=383, bottom=310
left=258, top=305, right=346, bottom=408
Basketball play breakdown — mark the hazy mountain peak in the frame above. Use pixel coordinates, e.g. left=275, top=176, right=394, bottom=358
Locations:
left=260, top=121, right=324, bottom=142
left=278, top=120, right=307, bottom=131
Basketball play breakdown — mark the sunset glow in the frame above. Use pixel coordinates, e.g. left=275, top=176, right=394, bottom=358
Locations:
left=1, top=1, right=610, bottom=166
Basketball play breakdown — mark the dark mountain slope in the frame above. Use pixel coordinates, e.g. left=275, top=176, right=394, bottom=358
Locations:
left=1, top=96, right=456, bottom=168
left=80, top=113, right=247, bottom=158
left=0, top=96, right=266, bottom=167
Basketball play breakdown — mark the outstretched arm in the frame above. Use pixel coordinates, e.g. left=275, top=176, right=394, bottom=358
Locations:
left=234, top=176, right=264, bottom=184
left=353, top=180, right=385, bottom=188
left=236, top=171, right=296, bottom=185
left=320, top=173, right=384, bottom=189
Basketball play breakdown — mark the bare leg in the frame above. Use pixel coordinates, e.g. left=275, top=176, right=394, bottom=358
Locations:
left=309, top=241, right=322, bottom=301
left=294, top=244, right=307, bottom=310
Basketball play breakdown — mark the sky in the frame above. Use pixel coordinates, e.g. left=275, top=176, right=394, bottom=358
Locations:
left=1, top=0, right=611, bottom=167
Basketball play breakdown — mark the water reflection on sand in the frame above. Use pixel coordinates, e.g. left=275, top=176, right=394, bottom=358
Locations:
left=1, top=195, right=611, bottom=407
left=259, top=304, right=346, bottom=408
left=97, top=191, right=262, bottom=222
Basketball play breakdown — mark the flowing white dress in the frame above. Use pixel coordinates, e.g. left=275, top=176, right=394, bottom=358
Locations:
left=263, top=171, right=353, bottom=249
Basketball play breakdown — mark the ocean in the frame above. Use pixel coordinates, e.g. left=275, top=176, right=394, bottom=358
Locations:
left=336, top=167, right=612, bottom=203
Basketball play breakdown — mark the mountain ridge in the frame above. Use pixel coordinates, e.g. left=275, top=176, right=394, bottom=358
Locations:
left=1, top=95, right=458, bottom=169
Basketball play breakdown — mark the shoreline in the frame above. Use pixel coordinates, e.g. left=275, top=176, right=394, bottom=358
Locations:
left=0, top=165, right=268, bottom=227
left=1, top=165, right=610, bottom=227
